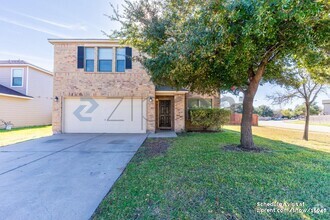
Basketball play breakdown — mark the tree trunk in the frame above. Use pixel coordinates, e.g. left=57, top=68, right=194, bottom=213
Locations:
left=303, top=103, right=310, bottom=141
left=240, top=60, right=269, bottom=149
left=240, top=81, right=259, bottom=149
left=240, top=94, right=255, bottom=149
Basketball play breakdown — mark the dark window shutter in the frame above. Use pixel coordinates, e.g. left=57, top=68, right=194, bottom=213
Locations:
left=125, top=47, right=132, bottom=69
left=77, top=46, right=84, bottom=69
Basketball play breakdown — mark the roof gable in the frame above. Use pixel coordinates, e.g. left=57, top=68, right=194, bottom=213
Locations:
left=0, top=84, right=33, bottom=99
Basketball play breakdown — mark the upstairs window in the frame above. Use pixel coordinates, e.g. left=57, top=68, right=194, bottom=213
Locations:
left=116, top=48, right=125, bottom=72
left=98, top=48, right=112, bottom=72
left=11, top=69, right=23, bottom=87
left=85, top=48, right=94, bottom=72
left=188, top=98, right=212, bottom=109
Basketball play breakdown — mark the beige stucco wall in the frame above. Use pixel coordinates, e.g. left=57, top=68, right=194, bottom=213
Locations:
left=52, top=42, right=156, bottom=133
left=0, top=96, right=51, bottom=128
left=0, top=66, right=53, bottom=128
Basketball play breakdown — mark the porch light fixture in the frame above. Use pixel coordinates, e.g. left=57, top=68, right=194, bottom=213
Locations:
left=149, top=96, right=153, bottom=102
left=54, top=96, right=59, bottom=102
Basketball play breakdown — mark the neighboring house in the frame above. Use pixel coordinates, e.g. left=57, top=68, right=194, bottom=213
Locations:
left=322, top=100, right=330, bottom=115
left=49, top=39, right=219, bottom=134
left=0, top=60, right=53, bottom=128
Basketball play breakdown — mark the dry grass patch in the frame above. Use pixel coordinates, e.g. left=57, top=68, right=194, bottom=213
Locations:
left=0, top=125, right=52, bottom=147
left=285, top=120, right=330, bottom=127
left=224, top=125, right=330, bottom=153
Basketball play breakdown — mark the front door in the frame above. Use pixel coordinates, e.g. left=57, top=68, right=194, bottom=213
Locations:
left=159, top=100, right=172, bottom=129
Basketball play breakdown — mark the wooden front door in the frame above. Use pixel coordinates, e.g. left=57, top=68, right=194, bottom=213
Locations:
left=159, top=100, right=172, bottom=129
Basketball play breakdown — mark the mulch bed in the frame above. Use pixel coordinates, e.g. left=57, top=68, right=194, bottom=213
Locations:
left=223, top=144, right=270, bottom=153
left=142, top=138, right=172, bottom=157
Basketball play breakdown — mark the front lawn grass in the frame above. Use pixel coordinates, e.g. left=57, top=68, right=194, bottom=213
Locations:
left=0, top=125, right=52, bottom=147
left=94, top=127, right=330, bottom=220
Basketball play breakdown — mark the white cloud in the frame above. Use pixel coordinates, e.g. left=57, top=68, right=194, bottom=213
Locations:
left=0, top=51, right=53, bottom=71
left=2, top=8, right=87, bottom=31
left=0, top=17, right=71, bottom=38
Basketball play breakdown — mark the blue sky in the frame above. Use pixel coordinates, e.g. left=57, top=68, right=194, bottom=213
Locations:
left=0, top=0, right=328, bottom=109
left=0, top=0, right=121, bottom=69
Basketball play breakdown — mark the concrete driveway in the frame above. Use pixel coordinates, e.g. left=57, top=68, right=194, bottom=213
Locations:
left=0, top=133, right=147, bottom=220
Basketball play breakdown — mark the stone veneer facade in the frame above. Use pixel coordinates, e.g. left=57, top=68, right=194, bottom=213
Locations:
left=50, top=39, right=220, bottom=133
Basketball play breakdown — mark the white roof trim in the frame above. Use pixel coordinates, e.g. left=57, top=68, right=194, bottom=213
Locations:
left=0, top=93, right=34, bottom=100
left=0, top=64, right=53, bottom=76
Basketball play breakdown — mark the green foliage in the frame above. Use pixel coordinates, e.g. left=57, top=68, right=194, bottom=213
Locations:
left=111, top=0, right=329, bottom=146
left=281, top=109, right=295, bottom=119
left=230, top=103, right=244, bottom=113
left=254, top=105, right=274, bottom=117
left=111, top=0, right=330, bottom=93
left=280, top=104, right=321, bottom=118
left=293, top=105, right=304, bottom=116
left=294, top=103, right=321, bottom=116
left=310, top=104, right=322, bottom=115
left=189, top=108, right=231, bottom=130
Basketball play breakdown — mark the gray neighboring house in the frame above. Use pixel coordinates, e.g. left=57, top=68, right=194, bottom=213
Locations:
left=322, top=100, right=330, bottom=115
left=0, top=60, right=53, bottom=128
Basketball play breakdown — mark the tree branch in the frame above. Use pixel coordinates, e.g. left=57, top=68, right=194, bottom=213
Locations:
left=266, top=90, right=302, bottom=105
left=254, top=42, right=281, bottom=82
left=302, top=82, right=308, bottom=100
left=248, top=66, right=255, bottom=83
left=310, top=85, right=325, bottom=104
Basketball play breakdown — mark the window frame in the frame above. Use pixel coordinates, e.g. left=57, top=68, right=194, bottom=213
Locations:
left=11, top=68, right=24, bottom=87
left=187, top=98, right=213, bottom=109
left=116, top=47, right=126, bottom=72
left=187, top=98, right=213, bottom=120
left=98, top=47, right=113, bottom=72
left=84, top=47, right=95, bottom=72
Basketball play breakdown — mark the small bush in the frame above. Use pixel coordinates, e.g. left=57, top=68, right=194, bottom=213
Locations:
left=189, top=108, right=231, bottom=131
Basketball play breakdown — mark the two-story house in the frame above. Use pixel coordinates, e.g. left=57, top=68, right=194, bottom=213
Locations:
left=49, top=39, right=219, bottom=134
left=0, top=60, right=53, bottom=127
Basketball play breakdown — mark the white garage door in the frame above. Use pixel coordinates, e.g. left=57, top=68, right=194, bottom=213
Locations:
left=64, top=98, right=147, bottom=133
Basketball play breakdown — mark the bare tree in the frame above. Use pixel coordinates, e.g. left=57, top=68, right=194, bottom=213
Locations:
left=268, top=69, right=326, bottom=140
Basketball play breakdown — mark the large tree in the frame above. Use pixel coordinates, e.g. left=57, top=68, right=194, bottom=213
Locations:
left=110, top=0, right=330, bottom=149
left=268, top=68, right=326, bottom=140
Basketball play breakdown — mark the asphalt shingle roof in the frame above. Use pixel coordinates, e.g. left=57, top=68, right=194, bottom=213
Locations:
left=0, top=84, right=33, bottom=98
left=0, top=60, right=29, bottom=65
left=0, top=60, right=53, bottom=75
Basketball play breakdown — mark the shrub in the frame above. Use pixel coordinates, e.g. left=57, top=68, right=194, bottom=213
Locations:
left=189, top=108, right=231, bottom=131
